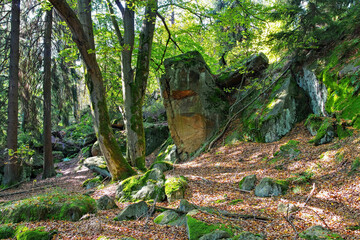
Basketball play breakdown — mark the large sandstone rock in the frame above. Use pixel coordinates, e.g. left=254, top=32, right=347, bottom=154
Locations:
left=160, top=51, right=228, bottom=160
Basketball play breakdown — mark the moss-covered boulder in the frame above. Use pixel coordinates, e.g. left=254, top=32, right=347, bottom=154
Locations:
left=150, top=161, right=174, bottom=173
left=274, top=140, right=301, bottom=160
left=239, top=174, right=257, bottom=191
left=199, top=230, right=231, bottom=240
left=16, top=227, right=54, bottom=240
left=0, top=225, right=15, bottom=239
left=299, top=225, right=343, bottom=239
left=83, top=156, right=111, bottom=178
left=82, top=176, right=103, bottom=190
left=154, top=210, right=187, bottom=226
left=160, top=51, right=228, bottom=161
left=236, top=75, right=311, bottom=143
left=114, top=201, right=148, bottom=221
left=91, top=141, right=102, bottom=157
left=186, top=216, right=233, bottom=240
left=0, top=191, right=96, bottom=223
left=305, top=115, right=337, bottom=145
left=254, top=177, right=289, bottom=197
left=96, top=195, right=117, bottom=210
left=115, top=169, right=166, bottom=202
left=165, top=176, right=188, bottom=202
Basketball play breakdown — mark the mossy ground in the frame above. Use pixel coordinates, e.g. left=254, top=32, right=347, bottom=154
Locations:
left=0, top=190, right=96, bottom=223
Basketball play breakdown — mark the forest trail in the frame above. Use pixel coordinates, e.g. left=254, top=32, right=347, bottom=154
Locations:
left=1, top=122, right=360, bottom=239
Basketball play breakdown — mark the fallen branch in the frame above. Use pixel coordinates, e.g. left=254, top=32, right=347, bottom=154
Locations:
left=0, top=180, right=27, bottom=193
left=304, top=183, right=316, bottom=205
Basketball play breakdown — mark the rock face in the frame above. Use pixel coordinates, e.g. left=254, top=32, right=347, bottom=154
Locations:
left=259, top=76, right=311, bottom=142
left=160, top=51, right=228, bottom=161
left=296, top=67, right=328, bottom=116
left=96, top=195, right=117, bottom=210
left=83, top=156, right=111, bottom=178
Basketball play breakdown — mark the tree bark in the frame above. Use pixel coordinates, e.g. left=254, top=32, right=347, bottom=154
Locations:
left=121, top=0, right=158, bottom=170
left=3, top=0, right=21, bottom=186
left=49, top=0, right=135, bottom=180
left=42, top=8, right=55, bottom=179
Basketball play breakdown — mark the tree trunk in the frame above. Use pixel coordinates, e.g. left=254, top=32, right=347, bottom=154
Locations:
left=121, top=0, right=157, bottom=171
left=42, top=8, right=55, bottom=179
left=49, top=0, right=135, bottom=180
left=3, top=0, right=21, bottom=186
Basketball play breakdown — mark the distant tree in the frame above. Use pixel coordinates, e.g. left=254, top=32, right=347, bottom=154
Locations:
left=42, top=7, right=55, bottom=179
left=3, top=0, right=21, bottom=185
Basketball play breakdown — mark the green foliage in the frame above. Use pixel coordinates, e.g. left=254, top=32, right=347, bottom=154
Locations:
left=289, top=170, right=314, bottom=184
left=0, top=225, right=15, bottom=239
left=0, top=189, right=96, bottom=223
left=229, top=199, right=244, bottom=205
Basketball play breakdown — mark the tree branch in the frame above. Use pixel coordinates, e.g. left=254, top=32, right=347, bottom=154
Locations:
left=156, top=12, right=183, bottom=53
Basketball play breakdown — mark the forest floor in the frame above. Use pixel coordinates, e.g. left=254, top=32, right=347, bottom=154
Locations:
left=1, top=122, right=360, bottom=239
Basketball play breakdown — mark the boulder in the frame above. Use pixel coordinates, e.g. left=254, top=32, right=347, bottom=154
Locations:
left=16, top=227, right=54, bottom=240
left=83, top=156, right=111, bottom=178
left=91, top=141, right=102, bottom=156
left=145, top=123, right=169, bottom=155
left=150, top=161, right=173, bottom=172
left=165, top=176, right=188, bottom=202
left=96, top=195, right=117, bottom=210
left=254, top=177, right=288, bottom=197
left=296, top=67, right=328, bottom=116
left=274, top=140, right=301, bottom=160
left=114, top=201, right=148, bottom=221
left=305, top=115, right=336, bottom=145
left=160, top=51, right=228, bottom=161
left=115, top=169, right=166, bottom=202
left=299, top=225, right=343, bottom=240
left=186, top=215, right=232, bottom=240
left=216, top=52, right=269, bottom=89
left=154, top=210, right=186, bottom=226
left=179, top=199, right=196, bottom=212
left=199, top=230, right=231, bottom=240
left=239, top=174, right=257, bottom=191
left=259, top=76, right=311, bottom=142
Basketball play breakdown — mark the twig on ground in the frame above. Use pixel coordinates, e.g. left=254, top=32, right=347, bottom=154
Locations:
left=0, top=180, right=27, bottom=193
left=304, top=183, right=316, bottom=205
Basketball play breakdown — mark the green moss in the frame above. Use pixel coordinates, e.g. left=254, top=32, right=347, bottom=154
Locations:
left=16, top=229, right=51, bottom=240
left=0, top=190, right=96, bottom=223
left=186, top=216, right=233, bottom=240
left=279, top=140, right=299, bottom=152
left=165, top=176, right=187, bottom=196
left=0, top=225, right=15, bottom=239
left=82, top=176, right=103, bottom=187
left=229, top=199, right=243, bottom=205
left=275, top=179, right=290, bottom=194
left=153, top=214, right=164, bottom=224
left=309, top=118, right=334, bottom=144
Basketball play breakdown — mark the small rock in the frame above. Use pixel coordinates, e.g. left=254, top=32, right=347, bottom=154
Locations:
left=96, top=195, right=117, bottom=210
left=114, top=201, right=149, bottom=221
left=277, top=203, right=299, bottom=214
left=239, top=174, right=257, bottom=191
left=299, top=225, right=343, bottom=239
left=234, top=231, right=265, bottom=240
left=179, top=199, right=196, bottom=212
left=254, top=177, right=288, bottom=197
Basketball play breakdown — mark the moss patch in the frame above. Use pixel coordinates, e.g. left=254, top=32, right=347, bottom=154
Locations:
left=15, top=226, right=54, bottom=240
left=0, top=225, right=15, bottom=239
left=0, top=190, right=96, bottom=223
left=186, top=216, right=233, bottom=240
left=165, top=176, right=187, bottom=197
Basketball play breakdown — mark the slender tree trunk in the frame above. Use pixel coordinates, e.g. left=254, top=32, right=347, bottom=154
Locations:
left=3, top=0, right=21, bottom=186
left=49, top=0, right=136, bottom=180
left=121, top=0, right=157, bottom=171
left=43, top=8, right=55, bottom=179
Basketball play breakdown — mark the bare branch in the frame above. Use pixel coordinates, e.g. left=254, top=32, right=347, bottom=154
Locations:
left=156, top=12, right=183, bottom=53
